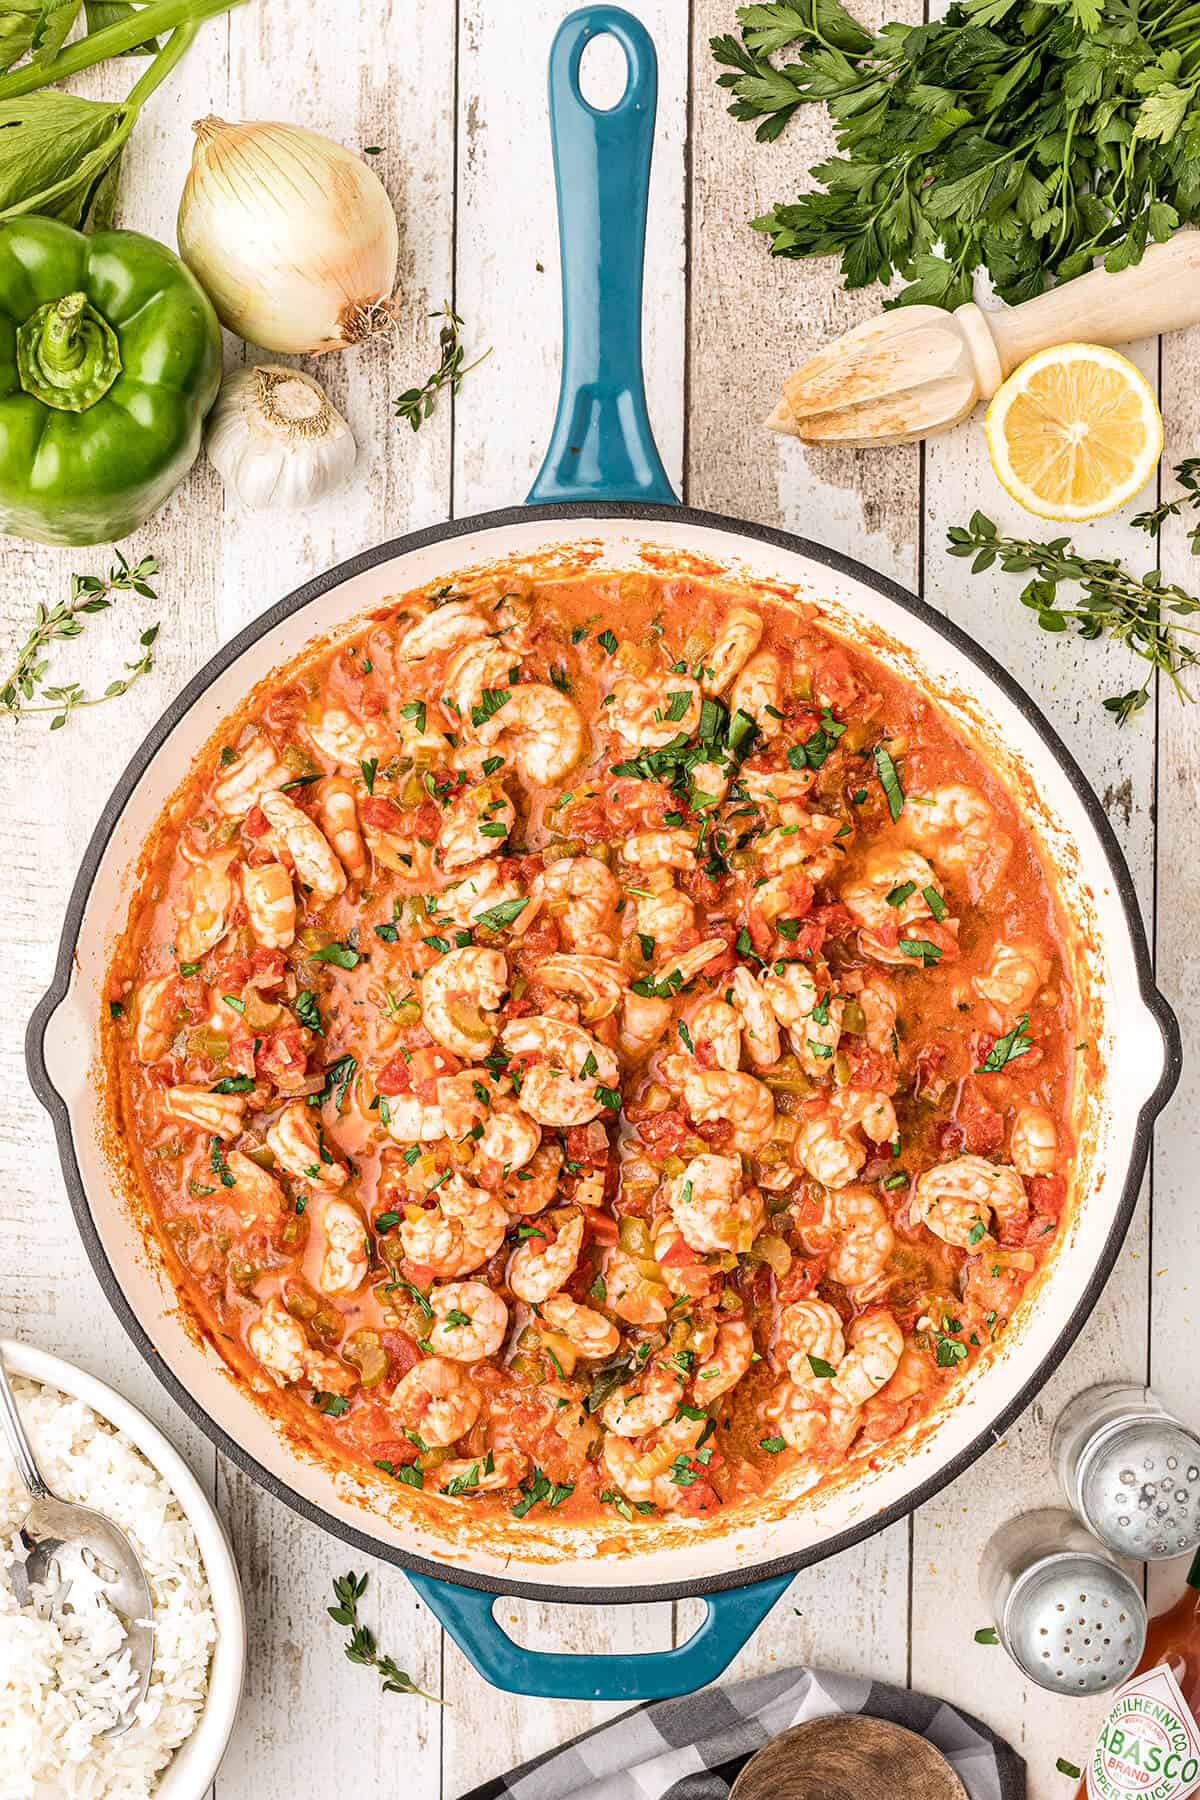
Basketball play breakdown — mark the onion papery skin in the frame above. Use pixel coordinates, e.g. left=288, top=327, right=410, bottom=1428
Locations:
left=178, top=116, right=400, bottom=355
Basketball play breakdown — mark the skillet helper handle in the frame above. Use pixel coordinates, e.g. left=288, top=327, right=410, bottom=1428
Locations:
left=959, top=229, right=1200, bottom=395
left=407, top=1570, right=790, bottom=1700
left=527, top=5, right=677, bottom=505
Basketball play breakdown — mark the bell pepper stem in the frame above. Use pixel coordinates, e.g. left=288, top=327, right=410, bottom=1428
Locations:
left=41, top=294, right=88, bottom=371
left=17, top=295, right=123, bottom=413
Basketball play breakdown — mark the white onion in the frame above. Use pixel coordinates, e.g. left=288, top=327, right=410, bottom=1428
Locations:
left=177, top=116, right=400, bottom=355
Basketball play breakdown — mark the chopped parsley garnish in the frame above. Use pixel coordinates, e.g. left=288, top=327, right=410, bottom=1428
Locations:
left=481, top=754, right=504, bottom=776
left=677, top=1019, right=694, bottom=1053
left=549, top=663, right=571, bottom=694
left=807, top=1355, right=836, bottom=1379
left=374, top=1210, right=401, bottom=1233
left=597, top=628, right=618, bottom=655
left=474, top=896, right=529, bottom=933
left=664, top=689, right=693, bottom=722
left=898, top=938, right=941, bottom=967
left=759, top=1435, right=786, bottom=1453
left=360, top=757, right=378, bottom=794
left=109, top=999, right=124, bottom=1019
left=470, top=687, right=510, bottom=728
left=923, top=884, right=946, bottom=922
left=295, top=989, right=323, bottom=1033
left=310, top=941, right=364, bottom=970
left=886, top=881, right=916, bottom=908
left=401, top=699, right=427, bottom=734
left=935, top=1328, right=968, bottom=1368
left=594, top=1083, right=621, bottom=1112
left=376, top=1458, right=424, bottom=1490
left=442, top=1308, right=472, bottom=1329
left=312, top=1391, right=350, bottom=1417
left=211, top=1075, right=254, bottom=1094
left=600, top=1487, right=655, bottom=1521
left=511, top=1466, right=574, bottom=1518
left=976, top=1013, right=1034, bottom=1073
left=314, top=1052, right=357, bottom=1110
left=210, top=1139, right=235, bottom=1187
left=178, top=960, right=201, bottom=977
left=589, top=1274, right=607, bottom=1303
left=874, top=745, right=904, bottom=820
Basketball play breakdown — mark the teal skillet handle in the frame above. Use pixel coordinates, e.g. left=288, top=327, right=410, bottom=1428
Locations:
left=527, top=5, right=678, bottom=505
left=406, top=1570, right=790, bottom=1700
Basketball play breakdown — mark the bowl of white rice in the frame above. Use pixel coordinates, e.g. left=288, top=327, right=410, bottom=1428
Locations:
left=0, top=1338, right=245, bottom=1800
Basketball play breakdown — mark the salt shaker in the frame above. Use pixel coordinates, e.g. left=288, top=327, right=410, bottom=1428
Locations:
left=1053, top=1384, right=1200, bottom=1561
left=980, top=1508, right=1147, bottom=1696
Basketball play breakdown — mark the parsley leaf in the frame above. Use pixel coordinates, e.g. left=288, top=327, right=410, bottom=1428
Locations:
left=977, top=1013, right=1034, bottom=1073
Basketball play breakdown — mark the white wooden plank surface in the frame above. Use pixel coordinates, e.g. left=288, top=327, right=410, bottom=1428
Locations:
left=0, top=5, right=1191, bottom=1799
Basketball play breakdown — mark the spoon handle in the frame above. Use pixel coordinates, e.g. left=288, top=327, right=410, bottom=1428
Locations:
left=0, top=1345, right=49, bottom=1500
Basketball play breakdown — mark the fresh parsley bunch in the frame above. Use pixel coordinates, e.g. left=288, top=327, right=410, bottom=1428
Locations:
left=713, top=0, right=1200, bottom=306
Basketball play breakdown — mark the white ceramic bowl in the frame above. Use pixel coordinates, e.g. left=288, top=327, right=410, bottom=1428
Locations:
left=2, top=1338, right=246, bottom=1799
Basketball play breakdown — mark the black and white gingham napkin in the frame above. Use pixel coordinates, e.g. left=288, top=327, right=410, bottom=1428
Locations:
left=459, top=1666, right=1025, bottom=1800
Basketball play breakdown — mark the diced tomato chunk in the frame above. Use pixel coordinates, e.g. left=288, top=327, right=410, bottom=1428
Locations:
left=1028, top=1173, right=1066, bottom=1220
left=257, top=1027, right=308, bottom=1088
left=377, top=1044, right=462, bottom=1097
left=243, top=803, right=271, bottom=838
left=955, top=1078, right=1005, bottom=1155
left=777, top=1253, right=828, bottom=1303
left=813, top=647, right=859, bottom=712
left=632, top=1108, right=691, bottom=1155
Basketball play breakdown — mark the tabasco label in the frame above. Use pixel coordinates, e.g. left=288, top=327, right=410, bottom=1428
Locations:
left=1088, top=1665, right=1200, bottom=1800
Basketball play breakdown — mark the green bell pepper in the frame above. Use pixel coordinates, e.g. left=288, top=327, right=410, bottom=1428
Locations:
left=0, top=215, right=221, bottom=546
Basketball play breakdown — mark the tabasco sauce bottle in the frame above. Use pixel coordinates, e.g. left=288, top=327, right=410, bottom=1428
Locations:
left=1078, top=1548, right=1200, bottom=1800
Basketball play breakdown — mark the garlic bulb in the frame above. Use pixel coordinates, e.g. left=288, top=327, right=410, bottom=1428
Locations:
left=206, top=365, right=356, bottom=510
left=178, top=117, right=399, bottom=355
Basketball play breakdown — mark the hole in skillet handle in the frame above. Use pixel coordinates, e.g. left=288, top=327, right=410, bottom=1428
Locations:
left=577, top=28, right=631, bottom=111
left=407, top=1569, right=792, bottom=1700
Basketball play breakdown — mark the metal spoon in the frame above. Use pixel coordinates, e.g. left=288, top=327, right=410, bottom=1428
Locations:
left=0, top=1343, right=155, bottom=1735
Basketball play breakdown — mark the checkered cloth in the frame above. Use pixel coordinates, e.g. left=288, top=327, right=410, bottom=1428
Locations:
left=459, top=1666, right=1025, bottom=1800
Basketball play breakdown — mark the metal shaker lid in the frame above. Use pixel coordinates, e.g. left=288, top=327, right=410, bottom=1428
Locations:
left=1002, top=1551, right=1147, bottom=1696
left=1079, top=1417, right=1200, bottom=1560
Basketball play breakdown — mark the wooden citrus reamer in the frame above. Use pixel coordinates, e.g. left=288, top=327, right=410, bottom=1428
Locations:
left=768, top=230, right=1200, bottom=446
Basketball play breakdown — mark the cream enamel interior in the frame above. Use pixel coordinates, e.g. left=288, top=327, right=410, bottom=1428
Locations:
left=36, top=513, right=1168, bottom=1591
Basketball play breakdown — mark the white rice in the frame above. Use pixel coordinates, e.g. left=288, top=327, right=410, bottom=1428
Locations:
left=0, top=1376, right=216, bottom=1800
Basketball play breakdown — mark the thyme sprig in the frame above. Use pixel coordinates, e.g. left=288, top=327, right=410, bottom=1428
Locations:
left=947, top=509, right=1200, bottom=724
left=1, top=549, right=160, bottom=729
left=328, top=1571, right=444, bottom=1702
left=394, top=303, right=491, bottom=432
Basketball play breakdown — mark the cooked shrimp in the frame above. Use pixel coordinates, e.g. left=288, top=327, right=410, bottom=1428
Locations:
left=218, top=1152, right=283, bottom=1224
left=501, top=1016, right=620, bottom=1128
left=601, top=1364, right=680, bottom=1438
left=906, top=784, right=1012, bottom=899
left=653, top=937, right=729, bottom=992
left=131, top=972, right=178, bottom=1063
left=693, top=1321, right=754, bottom=1399
left=739, top=764, right=815, bottom=810
left=399, top=1176, right=509, bottom=1277
left=824, top=1185, right=894, bottom=1289
left=385, top=1093, right=448, bottom=1145
left=843, top=850, right=943, bottom=935
left=667, top=1063, right=776, bottom=1155
left=702, top=606, right=763, bottom=695
left=259, top=791, right=346, bottom=906
left=319, top=1198, right=369, bottom=1295
left=442, top=636, right=514, bottom=726
left=506, top=1209, right=585, bottom=1303
left=315, top=776, right=367, bottom=883
left=396, top=601, right=489, bottom=661
left=634, top=872, right=695, bottom=947
left=757, top=808, right=843, bottom=880
left=833, top=1309, right=903, bottom=1406
left=601, top=1413, right=708, bottom=1510
left=421, top=947, right=508, bottom=1060
left=729, top=965, right=782, bottom=1068
left=729, top=651, right=784, bottom=738
left=435, top=1450, right=528, bottom=1495
left=536, top=955, right=625, bottom=1024
left=764, top=1379, right=860, bottom=1475
left=439, top=782, right=516, bottom=872
left=832, top=1087, right=897, bottom=1146
left=777, top=1298, right=846, bottom=1385
left=437, top=1071, right=542, bottom=1174
left=440, top=860, right=526, bottom=931
left=609, top=674, right=701, bottom=747
left=686, top=995, right=742, bottom=1072
left=792, top=1108, right=865, bottom=1189
left=248, top=1298, right=353, bottom=1393
left=389, top=1356, right=482, bottom=1447
left=1010, top=1105, right=1057, bottom=1178
left=164, top=1084, right=245, bottom=1141
left=212, top=734, right=288, bottom=817
left=649, top=1215, right=713, bottom=1299
left=242, top=861, right=296, bottom=949
left=266, top=1100, right=348, bottom=1189
left=604, top=1247, right=669, bottom=1325
left=972, top=941, right=1050, bottom=1012
left=474, top=684, right=585, bottom=787
left=855, top=974, right=899, bottom=1056
left=429, top=1281, right=509, bottom=1361
left=624, top=830, right=697, bottom=872
left=666, top=1153, right=764, bottom=1254
left=539, top=1293, right=620, bottom=1359
left=620, top=990, right=675, bottom=1061
left=532, top=856, right=620, bottom=957
left=306, top=706, right=394, bottom=769
left=175, top=854, right=235, bottom=964
left=499, top=1141, right=563, bottom=1215
left=911, top=1154, right=1027, bottom=1248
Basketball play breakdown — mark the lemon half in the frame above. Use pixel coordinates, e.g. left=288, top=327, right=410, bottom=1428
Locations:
left=985, top=343, right=1162, bottom=522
